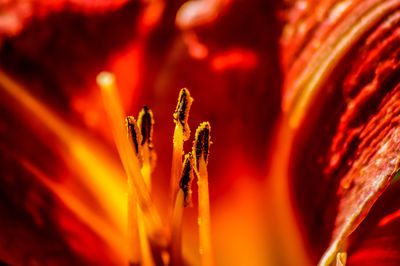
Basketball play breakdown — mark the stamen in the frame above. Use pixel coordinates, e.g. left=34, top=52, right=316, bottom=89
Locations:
left=99, top=74, right=213, bottom=265
left=171, top=89, right=193, bottom=221
left=174, top=88, right=193, bottom=141
left=193, top=122, right=214, bottom=266
left=97, top=72, right=142, bottom=265
left=170, top=89, right=194, bottom=265
left=180, top=153, right=195, bottom=207
left=97, top=72, right=166, bottom=260
left=136, top=107, right=156, bottom=266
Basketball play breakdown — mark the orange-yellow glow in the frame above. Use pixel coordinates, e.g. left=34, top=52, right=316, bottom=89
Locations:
left=266, top=117, right=312, bottom=266
left=20, top=159, right=127, bottom=265
left=0, top=69, right=131, bottom=265
left=212, top=175, right=268, bottom=266
left=0, top=69, right=126, bottom=239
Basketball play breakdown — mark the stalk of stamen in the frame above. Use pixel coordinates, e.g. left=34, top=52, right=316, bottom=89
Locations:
left=126, top=116, right=155, bottom=266
left=97, top=72, right=141, bottom=265
left=171, top=153, right=195, bottom=265
left=193, top=122, right=215, bottom=266
left=137, top=208, right=155, bottom=266
left=97, top=72, right=166, bottom=255
left=137, top=106, right=157, bottom=266
left=170, top=88, right=193, bottom=241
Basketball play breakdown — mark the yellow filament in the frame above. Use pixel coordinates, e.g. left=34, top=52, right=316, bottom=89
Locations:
left=171, top=189, right=184, bottom=266
left=141, top=145, right=153, bottom=189
left=169, top=123, right=185, bottom=266
left=198, top=158, right=215, bottom=266
left=127, top=182, right=141, bottom=265
left=171, top=124, right=185, bottom=200
left=139, top=146, right=155, bottom=266
left=138, top=207, right=155, bottom=266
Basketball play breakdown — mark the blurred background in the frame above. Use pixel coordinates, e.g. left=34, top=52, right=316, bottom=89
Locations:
left=0, top=0, right=284, bottom=265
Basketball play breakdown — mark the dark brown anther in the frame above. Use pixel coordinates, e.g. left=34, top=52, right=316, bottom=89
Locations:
left=173, top=88, right=193, bottom=140
left=138, top=106, right=154, bottom=146
left=179, top=153, right=195, bottom=207
left=193, top=122, right=211, bottom=171
left=125, top=116, right=142, bottom=157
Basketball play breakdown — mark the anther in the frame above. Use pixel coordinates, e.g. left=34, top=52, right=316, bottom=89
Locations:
left=193, top=122, right=211, bottom=171
left=179, top=153, right=195, bottom=207
left=138, top=106, right=154, bottom=147
left=126, top=116, right=142, bottom=158
left=174, top=88, right=193, bottom=140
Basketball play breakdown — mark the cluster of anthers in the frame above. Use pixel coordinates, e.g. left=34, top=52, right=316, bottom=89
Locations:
left=96, top=72, right=214, bottom=266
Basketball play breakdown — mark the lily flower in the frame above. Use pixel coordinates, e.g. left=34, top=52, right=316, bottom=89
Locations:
left=2, top=0, right=400, bottom=265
